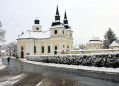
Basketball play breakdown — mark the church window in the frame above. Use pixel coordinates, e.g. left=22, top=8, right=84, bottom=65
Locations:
left=34, top=46, right=36, bottom=53
left=70, top=33, right=72, bottom=37
left=67, top=45, right=69, bottom=48
left=48, top=46, right=50, bottom=53
left=54, top=46, right=57, bottom=50
left=54, top=51, right=57, bottom=54
left=21, top=47, right=24, bottom=51
left=54, top=30, right=57, bottom=34
left=62, top=30, right=64, bottom=34
left=42, top=46, right=44, bottom=53
left=36, top=27, right=39, bottom=30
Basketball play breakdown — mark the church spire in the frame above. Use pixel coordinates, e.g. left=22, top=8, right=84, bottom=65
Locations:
left=63, top=10, right=71, bottom=29
left=56, top=5, right=59, bottom=15
left=63, top=10, right=68, bottom=24
left=64, top=10, right=67, bottom=19
left=55, top=5, right=60, bottom=20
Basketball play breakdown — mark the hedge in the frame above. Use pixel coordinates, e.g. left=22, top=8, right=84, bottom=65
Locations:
left=27, top=53, right=119, bottom=68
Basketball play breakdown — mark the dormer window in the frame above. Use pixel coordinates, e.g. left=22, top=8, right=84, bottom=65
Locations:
left=36, top=27, right=39, bottom=30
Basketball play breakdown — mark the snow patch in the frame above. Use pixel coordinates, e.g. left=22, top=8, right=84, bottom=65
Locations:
left=0, top=58, right=6, bottom=70
left=36, top=82, right=41, bottom=86
left=20, top=59, right=119, bottom=74
left=0, top=74, right=25, bottom=86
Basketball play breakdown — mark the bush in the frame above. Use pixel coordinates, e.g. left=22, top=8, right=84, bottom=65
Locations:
left=27, top=53, right=119, bottom=68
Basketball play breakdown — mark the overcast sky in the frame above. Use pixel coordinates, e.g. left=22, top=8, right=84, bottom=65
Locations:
left=0, top=0, right=119, bottom=45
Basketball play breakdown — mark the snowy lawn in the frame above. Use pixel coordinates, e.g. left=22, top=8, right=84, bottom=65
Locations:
left=0, top=58, right=6, bottom=70
left=20, top=59, right=119, bottom=74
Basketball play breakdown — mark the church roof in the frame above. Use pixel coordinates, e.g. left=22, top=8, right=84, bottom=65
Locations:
left=56, top=5, right=59, bottom=16
left=18, top=30, right=50, bottom=39
left=64, top=11, right=67, bottom=19
left=51, top=20, right=63, bottom=27
left=50, top=23, right=65, bottom=29
left=87, top=37, right=103, bottom=44
left=109, top=41, right=119, bottom=47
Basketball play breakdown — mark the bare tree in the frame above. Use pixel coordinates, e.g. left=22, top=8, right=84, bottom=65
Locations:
left=1, top=44, right=7, bottom=50
left=79, top=44, right=87, bottom=50
left=0, top=21, right=6, bottom=43
left=7, top=41, right=17, bottom=53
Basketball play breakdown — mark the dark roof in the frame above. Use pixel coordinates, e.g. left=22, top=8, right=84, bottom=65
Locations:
left=56, top=6, right=59, bottom=15
left=63, top=24, right=71, bottom=29
left=64, top=11, right=67, bottom=19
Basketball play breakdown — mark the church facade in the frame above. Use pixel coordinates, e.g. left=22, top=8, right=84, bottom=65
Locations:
left=17, top=6, right=73, bottom=58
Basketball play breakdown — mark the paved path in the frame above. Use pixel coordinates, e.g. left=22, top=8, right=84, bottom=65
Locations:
left=0, top=67, right=80, bottom=86
left=1, top=57, right=119, bottom=86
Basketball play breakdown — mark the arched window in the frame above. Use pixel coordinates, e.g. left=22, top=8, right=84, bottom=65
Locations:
left=55, top=46, right=57, bottom=50
left=54, top=30, right=57, bottom=34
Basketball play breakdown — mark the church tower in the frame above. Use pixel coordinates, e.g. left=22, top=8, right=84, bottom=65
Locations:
left=32, top=18, right=42, bottom=32
left=55, top=5, right=60, bottom=21
left=63, top=11, right=71, bottom=29
left=50, top=5, right=65, bottom=37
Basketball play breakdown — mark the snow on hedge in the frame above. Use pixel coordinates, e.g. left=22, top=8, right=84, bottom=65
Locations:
left=27, top=53, right=119, bottom=68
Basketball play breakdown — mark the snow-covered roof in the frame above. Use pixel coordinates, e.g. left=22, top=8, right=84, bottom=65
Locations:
left=87, top=37, right=103, bottom=44
left=52, top=20, right=60, bottom=23
left=109, top=41, right=119, bottom=47
left=18, top=30, right=50, bottom=39
left=65, top=35, right=69, bottom=38
left=65, top=28, right=73, bottom=31
left=89, top=37, right=102, bottom=41
left=1, top=50, right=5, bottom=53
left=32, top=24, right=42, bottom=27
left=87, top=41, right=103, bottom=44
left=50, top=24, right=65, bottom=29
left=73, top=45, right=79, bottom=49
left=58, top=48, right=119, bottom=52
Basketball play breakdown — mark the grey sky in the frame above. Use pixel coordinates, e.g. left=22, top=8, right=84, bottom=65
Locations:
left=0, top=0, right=119, bottom=45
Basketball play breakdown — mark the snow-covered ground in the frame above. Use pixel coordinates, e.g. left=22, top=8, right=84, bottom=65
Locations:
left=0, top=73, right=25, bottom=86
left=0, top=57, right=26, bottom=86
left=0, top=58, right=6, bottom=70
left=20, top=59, right=119, bottom=74
left=36, top=82, right=41, bottom=86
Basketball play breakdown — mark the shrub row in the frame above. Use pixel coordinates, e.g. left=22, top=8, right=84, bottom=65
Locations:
left=27, top=53, right=119, bottom=68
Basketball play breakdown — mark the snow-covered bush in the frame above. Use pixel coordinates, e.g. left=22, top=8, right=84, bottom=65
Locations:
left=27, top=53, right=119, bottom=68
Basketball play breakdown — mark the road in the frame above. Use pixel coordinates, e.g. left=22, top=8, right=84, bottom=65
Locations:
left=2, top=57, right=119, bottom=86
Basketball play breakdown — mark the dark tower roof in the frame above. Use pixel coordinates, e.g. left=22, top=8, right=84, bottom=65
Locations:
left=63, top=11, right=71, bottom=29
left=55, top=5, right=60, bottom=21
left=51, top=5, right=63, bottom=27
left=34, top=18, right=39, bottom=24
left=64, top=10, right=67, bottom=19
left=56, top=5, right=59, bottom=15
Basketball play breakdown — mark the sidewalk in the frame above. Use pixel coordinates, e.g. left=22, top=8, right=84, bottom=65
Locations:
left=19, top=58, right=119, bottom=74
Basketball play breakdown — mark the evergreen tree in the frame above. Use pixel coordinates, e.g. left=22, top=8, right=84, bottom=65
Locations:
left=103, top=28, right=118, bottom=49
